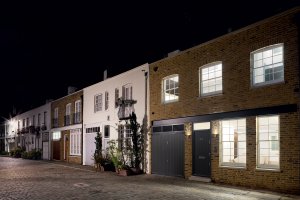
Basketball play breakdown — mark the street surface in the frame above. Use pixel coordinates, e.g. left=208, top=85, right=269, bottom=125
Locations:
left=0, top=157, right=299, bottom=200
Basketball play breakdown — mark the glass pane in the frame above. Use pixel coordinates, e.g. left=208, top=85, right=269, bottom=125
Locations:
left=263, top=57, right=272, bottom=66
left=202, top=74, right=208, bottom=81
left=263, top=49, right=272, bottom=58
left=273, top=55, right=282, bottom=63
left=254, top=68, right=263, bottom=76
left=254, top=60, right=263, bottom=68
left=202, top=68, right=208, bottom=74
left=254, top=52, right=262, bottom=60
left=254, top=75, right=264, bottom=83
left=273, top=46, right=282, bottom=56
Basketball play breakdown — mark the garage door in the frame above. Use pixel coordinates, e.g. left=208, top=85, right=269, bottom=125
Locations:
left=42, top=142, right=49, bottom=160
left=152, top=124, right=184, bottom=177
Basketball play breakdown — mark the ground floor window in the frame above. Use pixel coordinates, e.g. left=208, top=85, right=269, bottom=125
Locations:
left=220, top=118, right=246, bottom=167
left=118, top=124, right=132, bottom=148
left=70, top=129, right=81, bottom=156
left=52, top=132, right=61, bottom=140
left=257, top=115, right=279, bottom=169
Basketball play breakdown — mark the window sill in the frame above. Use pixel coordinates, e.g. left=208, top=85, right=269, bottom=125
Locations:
left=256, top=168, right=281, bottom=172
left=198, top=92, right=223, bottom=99
left=219, top=165, right=246, bottom=170
left=251, top=80, right=285, bottom=89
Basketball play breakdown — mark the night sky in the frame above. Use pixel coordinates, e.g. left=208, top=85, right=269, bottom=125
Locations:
left=0, top=1, right=298, bottom=121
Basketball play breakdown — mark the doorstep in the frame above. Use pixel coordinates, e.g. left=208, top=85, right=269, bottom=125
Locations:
left=189, top=176, right=211, bottom=183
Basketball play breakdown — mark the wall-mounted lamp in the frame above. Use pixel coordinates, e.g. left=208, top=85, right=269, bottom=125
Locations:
left=185, top=123, right=192, bottom=136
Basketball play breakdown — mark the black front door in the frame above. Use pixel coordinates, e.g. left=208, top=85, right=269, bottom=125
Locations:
left=193, top=130, right=211, bottom=177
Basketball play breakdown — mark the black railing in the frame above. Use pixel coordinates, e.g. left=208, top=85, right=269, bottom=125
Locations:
left=64, top=115, right=72, bottom=126
left=52, top=118, right=59, bottom=128
left=73, top=112, right=81, bottom=124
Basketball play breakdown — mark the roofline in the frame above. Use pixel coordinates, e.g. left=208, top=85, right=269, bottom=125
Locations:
left=51, top=89, right=83, bottom=103
left=84, top=63, right=149, bottom=89
left=150, top=6, right=300, bottom=65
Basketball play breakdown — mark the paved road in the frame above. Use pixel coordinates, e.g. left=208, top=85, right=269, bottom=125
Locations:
left=0, top=157, right=299, bottom=200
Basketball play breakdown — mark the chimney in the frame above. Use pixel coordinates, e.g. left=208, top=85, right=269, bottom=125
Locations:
left=45, top=99, right=53, bottom=104
left=103, top=70, right=108, bottom=80
left=68, top=86, right=77, bottom=95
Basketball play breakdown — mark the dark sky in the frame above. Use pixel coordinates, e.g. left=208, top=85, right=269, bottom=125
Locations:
left=0, top=1, right=298, bottom=121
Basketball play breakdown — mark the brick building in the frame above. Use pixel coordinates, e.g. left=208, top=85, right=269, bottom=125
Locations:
left=50, top=87, right=83, bottom=164
left=149, top=7, right=300, bottom=194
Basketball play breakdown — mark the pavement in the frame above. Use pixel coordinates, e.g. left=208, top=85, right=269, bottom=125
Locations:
left=0, top=156, right=299, bottom=200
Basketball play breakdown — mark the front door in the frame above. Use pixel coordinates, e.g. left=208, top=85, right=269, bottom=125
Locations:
left=193, top=130, right=211, bottom=177
left=52, top=140, right=60, bottom=160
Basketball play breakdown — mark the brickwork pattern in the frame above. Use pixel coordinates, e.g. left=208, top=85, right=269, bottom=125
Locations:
left=149, top=9, right=300, bottom=194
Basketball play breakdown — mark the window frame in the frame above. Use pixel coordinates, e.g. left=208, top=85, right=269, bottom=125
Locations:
left=94, top=94, right=103, bottom=112
left=105, top=91, right=109, bottom=111
left=199, top=61, right=223, bottom=97
left=162, top=74, right=179, bottom=103
left=256, top=115, right=280, bottom=170
left=251, top=43, right=284, bottom=87
left=219, top=118, right=247, bottom=168
left=70, top=129, right=81, bottom=156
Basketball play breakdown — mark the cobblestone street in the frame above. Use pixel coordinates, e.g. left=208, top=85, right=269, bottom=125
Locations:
left=0, top=157, right=299, bottom=200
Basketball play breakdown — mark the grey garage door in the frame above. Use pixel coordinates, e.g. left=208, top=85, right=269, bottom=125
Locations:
left=152, top=124, right=184, bottom=177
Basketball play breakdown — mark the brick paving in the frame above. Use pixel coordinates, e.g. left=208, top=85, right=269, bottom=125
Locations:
left=0, top=157, right=299, bottom=200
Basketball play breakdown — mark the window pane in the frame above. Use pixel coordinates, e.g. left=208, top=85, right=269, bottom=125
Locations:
left=257, top=115, right=279, bottom=169
left=200, top=62, right=222, bottom=95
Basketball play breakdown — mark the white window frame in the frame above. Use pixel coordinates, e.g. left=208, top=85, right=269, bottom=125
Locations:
left=199, top=61, right=222, bottom=97
left=74, top=100, right=81, bottom=123
left=66, top=103, right=71, bottom=116
left=219, top=118, right=246, bottom=168
left=162, top=74, right=179, bottom=103
left=251, top=44, right=284, bottom=87
left=94, top=94, right=103, bottom=112
left=122, top=84, right=133, bottom=100
left=257, top=115, right=280, bottom=170
left=70, top=129, right=81, bottom=156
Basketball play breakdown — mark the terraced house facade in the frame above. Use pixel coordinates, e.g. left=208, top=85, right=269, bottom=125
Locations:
left=50, top=88, right=83, bottom=164
left=149, top=8, right=300, bottom=194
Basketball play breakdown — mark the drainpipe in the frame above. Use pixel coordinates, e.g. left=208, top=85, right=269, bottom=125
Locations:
left=81, top=94, right=84, bottom=165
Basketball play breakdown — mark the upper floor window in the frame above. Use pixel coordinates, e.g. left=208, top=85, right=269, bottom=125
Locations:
left=122, top=84, right=132, bottom=100
left=115, top=88, right=119, bottom=108
left=200, top=62, right=222, bottom=96
left=105, top=91, right=109, bottom=110
left=54, top=108, right=59, bottom=119
left=94, top=94, right=102, bottom=112
left=66, top=104, right=71, bottom=116
left=162, top=74, right=179, bottom=103
left=74, top=100, right=81, bottom=124
left=251, top=44, right=284, bottom=86
left=257, top=115, right=280, bottom=170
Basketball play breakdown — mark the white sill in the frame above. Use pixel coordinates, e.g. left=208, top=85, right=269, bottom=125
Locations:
left=219, top=165, right=246, bottom=170
left=199, top=92, right=223, bottom=99
left=251, top=80, right=285, bottom=89
left=256, top=168, right=281, bottom=172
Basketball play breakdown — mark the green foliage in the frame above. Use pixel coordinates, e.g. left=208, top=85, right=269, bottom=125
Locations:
left=0, top=151, right=9, bottom=155
left=10, top=146, right=25, bottom=158
left=129, top=112, right=143, bottom=170
left=107, top=140, right=124, bottom=170
left=21, top=148, right=42, bottom=160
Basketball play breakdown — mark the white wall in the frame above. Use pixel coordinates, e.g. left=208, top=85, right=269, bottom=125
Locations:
left=83, top=63, right=149, bottom=166
left=5, top=103, right=51, bottom=159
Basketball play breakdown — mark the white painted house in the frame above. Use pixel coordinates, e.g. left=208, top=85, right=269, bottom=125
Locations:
left=83, top=63, right=149, bottom=166
left=5, top=102, right=51, bottom=160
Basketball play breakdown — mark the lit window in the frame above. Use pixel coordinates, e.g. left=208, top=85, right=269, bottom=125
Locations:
left=94, top=94, right=103, bottom=112
left=251, top=44, right=284, bottom=86
left=162, top=74, right=179, bottom=103
left=53, top=132, right=61, bottom=140
left=70, top=129, right=81, bottom=156
left=200, top=62, right=222, bottom=96
left=115, top=88, right=119, bottom=108
left=257, top=115, right=279, bottom=169
left=220, top=118, right=246, bottom=167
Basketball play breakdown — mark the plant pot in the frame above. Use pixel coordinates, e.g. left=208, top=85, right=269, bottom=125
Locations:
left=118, top=169, right=131, bottom=176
